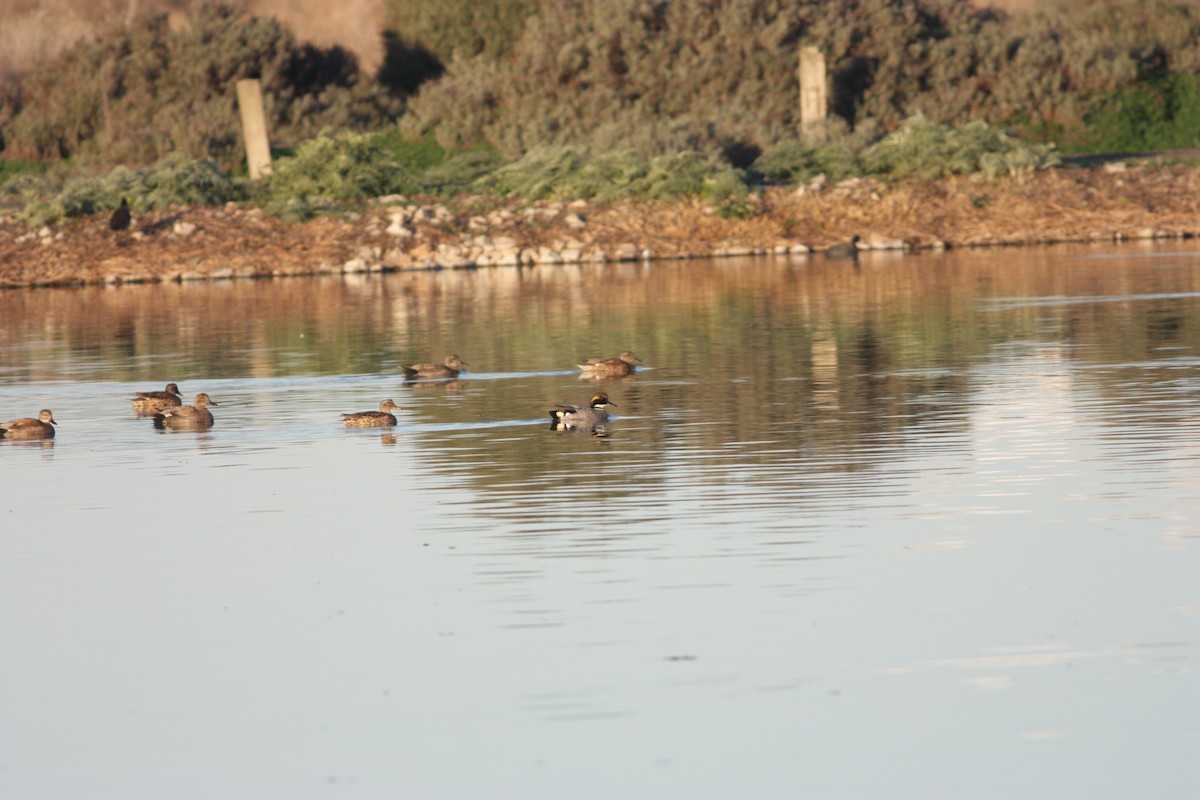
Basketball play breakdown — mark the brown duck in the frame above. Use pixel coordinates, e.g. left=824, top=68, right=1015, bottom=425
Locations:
left=154, top=393, right=218, bottom=429
left=578, top=351, right=641, bottom=377
left=400, top=354, right=468, bottom=379
left=342, top=399, right=402, bottom=428
left=0, top=409, right=57, bottom=439
left=131, top=382, right=183, bottom=415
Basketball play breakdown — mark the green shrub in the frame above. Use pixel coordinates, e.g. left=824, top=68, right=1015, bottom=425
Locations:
left=862, top=116, right=1060, bottom=178
left=0, top=158, right=48, bottom=188
left=8, top=151, right=244, bottom=226
left=265, top=131, right=420, bottom=202
left=752, top=140, right=862, bottom=183
left=370, top=129, right=447, bottom=172
left=421, top=149, right=506, bottom=192
left=1079, top=72, right=1200, bottom=153
left=471, top=146, right=747, bottom=201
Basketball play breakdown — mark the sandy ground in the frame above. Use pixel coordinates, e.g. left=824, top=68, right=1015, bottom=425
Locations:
left=3, top=162, right=1200, bottom=288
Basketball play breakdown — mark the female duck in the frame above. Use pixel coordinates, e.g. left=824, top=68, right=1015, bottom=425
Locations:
left=343, top=399, right=401, bottom=428
left=400, top=354, right=468, bottom=379
left=154, top=393, right=218, bottom=429
left=549, top=392, right=617, bottom=429
left=0, top=409, right=57, bottom=439
left=578, top=351, right=641, bottom=378
left=132, top=382, right=183, bottom=414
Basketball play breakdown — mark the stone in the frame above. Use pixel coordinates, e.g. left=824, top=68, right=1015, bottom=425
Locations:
left=861, top=232, right=905, bottom=250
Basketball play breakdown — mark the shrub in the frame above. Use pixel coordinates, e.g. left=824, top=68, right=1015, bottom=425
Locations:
left=1, top=2, right=402, bottom=170
left=381, top=0, right=539, bottom=65
left=752, top=140, right=862, bottom=183
left=399, top=0, right=1200, bottom=159
left=1079, top=72, right=1200, bottom=153
left=862, top=115, right=1060, bottom=178
left=470, top=146, right=747, bottom=202
left=370, top=129, right=447, bottom=172
left=265, top=131, right=421, bottom=202
left=8, top=151, right=244, bottom=226
left=421, top=149, right=506, bottom=192
left=0, top=158, right=48, bottom=188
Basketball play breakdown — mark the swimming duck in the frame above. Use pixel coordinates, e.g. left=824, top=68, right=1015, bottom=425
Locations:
left=400, top=354, right=468, bottom=379
left=153, top=393, right=218, bottom=429
left=0, top=409, right=57, bottom=439
left=823, top=236, right=860, bottom=260
left=578, top=351, right=641, bottom=377
left=549, top=392, right=616, bottom=429
left=131, top=382, right=183, bottom=414
left=342, top=399, right=401, bottom=428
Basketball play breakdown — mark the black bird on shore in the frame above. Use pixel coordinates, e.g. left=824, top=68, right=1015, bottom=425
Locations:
left=109, top=198, right=131, bottom=231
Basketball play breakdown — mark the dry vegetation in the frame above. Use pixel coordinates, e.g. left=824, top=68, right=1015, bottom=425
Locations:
left=0, top=0, right=385, bottom=84
left=4, top=162, right=1200, bottom=288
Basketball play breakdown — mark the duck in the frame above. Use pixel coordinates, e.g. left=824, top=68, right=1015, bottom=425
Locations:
left=549, top=392, right=616, bottom=429
left=578, top=351, right=641, bottom=377
left=109, top=198, right=131, bottom=231
left=153, top=393, right=218, bottom=429
left=131, top=382, right=183, bottom=414
left=0, top=409, right=57, bottom=439
left=400, top=354, right=468, bottom=379
left=342, top=399, right=401, bottom=428
left=823, top=236, right=861, bottom=260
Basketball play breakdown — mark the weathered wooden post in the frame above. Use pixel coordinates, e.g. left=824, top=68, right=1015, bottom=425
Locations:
left=798, top=46, right=827, bottom=138
left=236, top=78, right=272, bottom=179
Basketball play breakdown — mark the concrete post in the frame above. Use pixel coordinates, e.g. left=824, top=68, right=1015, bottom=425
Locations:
left=236, top=79, right=272, bottom=179
left=798, top=46, right=827, bottom=137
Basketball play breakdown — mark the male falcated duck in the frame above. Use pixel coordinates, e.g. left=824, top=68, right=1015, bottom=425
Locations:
left=578, top=351, right=641, bottom=377
left=0, top=409, right=57, bottom=439
left=342, top=399, right=401, bottom=428
left=400, top=354, right=468, bottom=379
left=549, top=392, right=616, bottom=430
left=131, top=382, right=183, bottom=414
left=154, top=393, right=218, bottom=429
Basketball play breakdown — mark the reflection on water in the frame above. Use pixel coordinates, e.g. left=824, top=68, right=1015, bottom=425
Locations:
left=1, top=243, right=1198, bottom=799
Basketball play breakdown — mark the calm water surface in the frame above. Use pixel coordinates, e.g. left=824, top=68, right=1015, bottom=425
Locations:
left=1, top=244, right=1198, bottom=799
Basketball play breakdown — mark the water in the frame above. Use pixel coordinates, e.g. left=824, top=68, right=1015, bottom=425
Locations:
left=1, top=244, right=1198, bottom=799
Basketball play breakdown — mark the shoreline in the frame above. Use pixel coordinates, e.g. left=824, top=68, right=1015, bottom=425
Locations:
left=3, top=163, right=1200, bottom=289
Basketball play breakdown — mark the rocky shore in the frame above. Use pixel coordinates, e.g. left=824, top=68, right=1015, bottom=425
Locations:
left=3, top=162, right=1200, bottom=288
